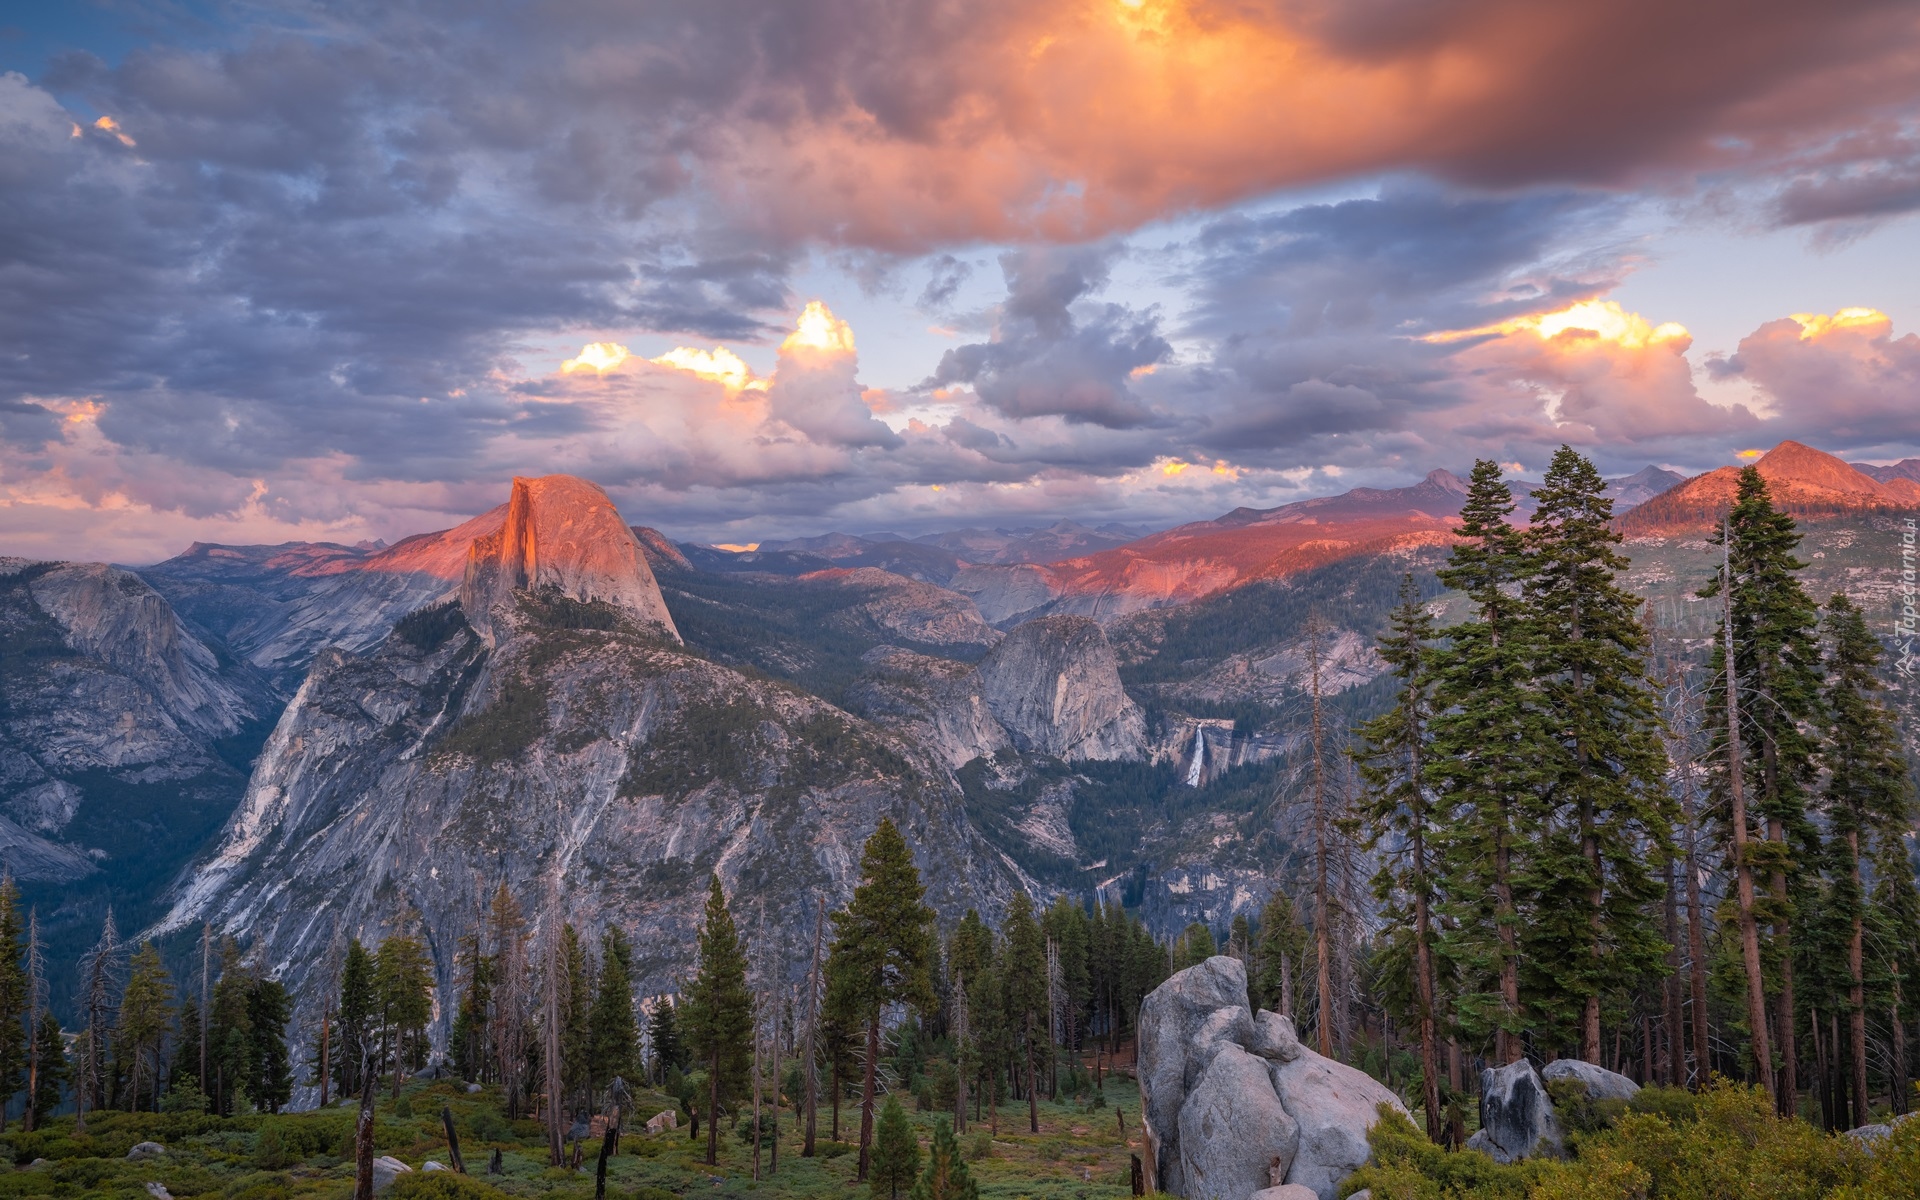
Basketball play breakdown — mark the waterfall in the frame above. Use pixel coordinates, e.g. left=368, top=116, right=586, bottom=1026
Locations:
left=1185, top=723, right=1206, bottom=787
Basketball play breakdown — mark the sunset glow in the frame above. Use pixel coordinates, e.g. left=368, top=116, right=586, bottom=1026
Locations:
left=560, top=342, right=631, bottom=374
left=651, top=345, right=763, bottom=391
left=1788, top=307, right=1889, bottom=339
left=781, top=301, right=856, bottom=356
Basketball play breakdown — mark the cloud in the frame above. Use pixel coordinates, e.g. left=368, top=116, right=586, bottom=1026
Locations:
left=927, top=248, right=1170, bottom=428
left=1711, top=307, right=1920, bottom=446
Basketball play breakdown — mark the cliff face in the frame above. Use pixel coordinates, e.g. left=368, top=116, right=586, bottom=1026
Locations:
left=158, top=590, right=1016, bottom=1042
left=849, top=614, right=1146, bottom=766
left=459, top=476, right=679, bottom=644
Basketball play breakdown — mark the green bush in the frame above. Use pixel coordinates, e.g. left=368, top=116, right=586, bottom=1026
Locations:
left=390, top=1173, right=513, bottom=1199
left=1544, top=1078, right=1628, bottom=1135
left=630, top=1187, right=680, bottom=1200
left=467, top=1108, right=511, bottom=1143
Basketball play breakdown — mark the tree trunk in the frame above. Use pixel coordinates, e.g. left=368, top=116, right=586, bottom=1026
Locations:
left=803, top=898, right=824, bottom=1157
left=1721, top=535, right=1776, bottom=1102
left=1026, top=1012, right=1040, bottom=1134
left=1848, top=829, right=1869, bottom=1124
left=1411, top=833, right=1443, bottom=1145
left=1682, top=782, right=1713, bottom=1089
left=1893, top=985, right=1910, bottom=1117
left=1494, top=809, right=1521, bottom=1065
left=707, top=1047, right=721, bottom=1166
left=857, top=1015, right=879, bottom=1180
left=353, top=1056, right=377, bottom=1200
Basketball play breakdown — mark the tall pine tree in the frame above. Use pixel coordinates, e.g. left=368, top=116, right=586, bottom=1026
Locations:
left=827, top=819, right=936, bottom=1178
left=683, top=874, right=751, bottom=1166
left=1522, top=445, right=1672, bottom=1061
left=1430, top=459, right=1545, bottom=1065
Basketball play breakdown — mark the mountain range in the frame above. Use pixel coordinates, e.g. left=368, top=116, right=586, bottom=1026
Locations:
left=2, top=440, right=1914, bottom=1042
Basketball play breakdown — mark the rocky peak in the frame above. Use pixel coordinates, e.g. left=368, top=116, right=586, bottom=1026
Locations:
left=458, top=475, right=679, bottom=644
left=976, top=615, right=1145, bottom=761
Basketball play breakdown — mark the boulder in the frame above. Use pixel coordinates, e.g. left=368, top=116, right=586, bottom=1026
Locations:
left=126, top=1142, right=165, bottom=1161
left=424, top=1161, right=450, bottom=1171
left=1541, top=1059, right=1640, bottom=1103
left=646, top=1109, right=678, bottom=1133
left=1268, top=1046, right=1409, bottom=1200
left=1250, top=1188, right=1319, bottom=1200
left=1466, top=1060, right=1563, bottom=1164
left=1848, top=1123, right=1893, bottom=1151
left=372, top=1155, right=413, bottom=1193
left=1177, top=1045, right=1300, bottom=1200
left=145, top=1185, right=174, bottom=1200
left=1137, top=956, right=1254, bottom=1193
left=466, top=1082, right=483, bottom=1093
left=1249, top=1011, right=1303, bottom=1063
left=1187, top=1006, right=1256, bottom=1086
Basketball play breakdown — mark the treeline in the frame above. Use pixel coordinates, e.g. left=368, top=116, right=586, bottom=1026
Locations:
left=1336, top=448, right=1919, bottom=1141
left=0, top=898, right=298, bottom=1127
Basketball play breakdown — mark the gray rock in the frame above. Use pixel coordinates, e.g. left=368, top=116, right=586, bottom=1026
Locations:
left=1178, top=1044, right=1300, bottom=1200
left=1187, top=1006, right=1256, bottom=1086
left=1848, top=1123, right=1892, bottom=1151
left=1249, top=1011, right=1303, bottom=1063
left=646, top=1109, right=678, bottom=1133
left=1466, top=1060, right=1563, bottom=1164
left=1250, top=1187, right=1319, bottom=1200
left=424, top=1160, right=450, bottom=1171
left=1268, top=1046, right=1408, bottom=1200
left=145, top=1184, right=173, bottom=1200
left=126, top=1142, right=165, bottom=1161
left=976, top=616, right=1147, bottom=761
left=1137, top=956, right=1254, bottom=1194
left=372, top=1155, right=412, bottom=1192
left=466, top=1082, right=483, bottom=1093
left=1347, top=1191, right=1372, bottom=1200
left=1541, top=1058, right=1640, bottom=1103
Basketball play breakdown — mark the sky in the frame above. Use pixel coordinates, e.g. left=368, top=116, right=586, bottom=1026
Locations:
left=4, top=0, right=1920, bottom=562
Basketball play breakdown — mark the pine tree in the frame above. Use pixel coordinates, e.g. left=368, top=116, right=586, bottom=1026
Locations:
left=247, top=977, right=293, bottom=1113
left=1819, top=591, right=1914, bottom=1118
left=485, top=884, right=531, bottom=1118
left=589, top=926, right=639, bottom=1091
left=207, top=941, right=253, bottom=1116
left=911, top=1118, right=978, bottom=1200
left=30, top=1013, right=65, bottom=1120
left=1522, top=445, right=1673, bottom=1061
left=1701, top=466, right=1823, bottom=1111
left=1251, top=892, right=1307, bottom=1017
left=870, top=1093, right=921, bottom=1200
left=375, top=933, right=435, bottom=1098
left=116, top=942, right=175, bottom=1111
left=171, top=997, right=203, bottom=1093
left=1000, top=892, right=1047, bottom=1135
left=1353, top=572, right=1445, bottom=1139
left=449, top=925, right=493, bottom=1083
left=1429, top=459, right=1545, bottom=1065
left=334, top=939, right=376, bottom=1098
left=560, top=923, right=594, bottom=1109
left=683, top=874, right=752, bottom=1166
left=648, top=999, right=686, bottom=1078
left=0, top=878, right=27, bottom=1126
left=826, top=819, right=936, bottom=1177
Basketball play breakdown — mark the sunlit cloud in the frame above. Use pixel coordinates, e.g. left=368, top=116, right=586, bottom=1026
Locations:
left=1425, top=300, right=1689, bottom=350
left=561, top=342, right=631, bottom=374
left=781, top=301, right=857, bottom=356
left=651, top=345, right=765, bottom=392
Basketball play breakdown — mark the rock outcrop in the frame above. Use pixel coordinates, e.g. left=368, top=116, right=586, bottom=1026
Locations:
left=1541, top=1058, right=1640, bottom=1104
left=1466, top=1060, right=1564, bottom=1164
left=459, top=475, right=679, bottom=644
left=976, top=616, right=1146, bottom=761
left=1137, top=957, right=1407, bottom=1200
left=849, top=615, right=1146, bottom=766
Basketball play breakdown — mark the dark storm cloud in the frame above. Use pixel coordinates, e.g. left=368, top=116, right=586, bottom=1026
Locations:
left=927, top=247, right=1170, bottom=429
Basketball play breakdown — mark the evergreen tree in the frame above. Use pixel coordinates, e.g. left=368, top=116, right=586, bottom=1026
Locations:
left=648, top=999, right=687, bottom=1078
left=449, top=926, right=493, bottom=1083
left=1353, top=572, right=1445, bottom=1139
left=0, top=878, right=25, bottom=1125
left=170, top=996, right=202, bottom=1093
left=870, top=1093, right=921, bottom=1200
left=559, top=923, right=594, bottom=1108
left=1819, top=591, right=1914, bottom=1117
left=115, top=942, right=175, bottom=1111
left=911, top=1118, right=978, bottom=1200
left=1522, top=446, right=1673, bottom=1060
left=207, top=941, right=253, bottom=1115
left=683, top=874, right=752, bottom=1166
left=30, top=1013, right=65, bottom=1120
left=374, top=933, right=435, bottom=1098
left=826, top=819, right=936, bottom=1177
left=1000, top=892, right=1047, bottom=1134
left=1173, top=922, right=1215, bottom=970
left=1251, top=892, right=1307, bottom=1017
left=1042, top=898, right=1090, bottom=1065
left=1701, top=466, right=1824, bottom=1111
left=589, top=926, right=639, bottom=1091
left=334, top=939, right=377, bottom=1098
left=1430, top=459, right=1546, bottom=1065
left=246, top=977, right=293, bottom=1113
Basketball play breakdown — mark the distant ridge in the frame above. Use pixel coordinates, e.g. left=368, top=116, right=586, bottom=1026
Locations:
left=1621, top=441, right=1920, bottom=533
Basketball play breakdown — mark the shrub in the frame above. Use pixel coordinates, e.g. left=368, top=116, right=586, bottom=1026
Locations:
left=630, top=1188, right=680, bottom=1200
left=390, top=1173, right=513, bottom=1199
left=467, top=1108, right=511, bottom=1143
left=254, top=1122, right=290, bottom=1169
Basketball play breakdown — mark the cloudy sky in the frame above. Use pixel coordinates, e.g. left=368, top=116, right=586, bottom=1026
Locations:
left=4, top=0, right=1920, bottom=562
